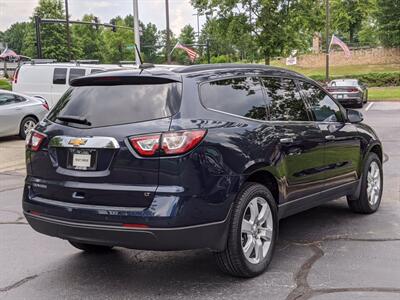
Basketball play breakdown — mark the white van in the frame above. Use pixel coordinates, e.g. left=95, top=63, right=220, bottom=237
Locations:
left=12, top=62, right=135, bottom=108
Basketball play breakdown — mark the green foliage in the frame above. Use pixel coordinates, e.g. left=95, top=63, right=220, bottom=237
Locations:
left=71, top=14, right=104, bottom=61
left=192, top=0, right=327, bottom=64
left=101, top=17, right=135, bottom=63
left=0, top=79, right=12, bottom=91
left=140, top=22, right=161, bottom=63
left=330, top=0, right=376, bottom=43
left=210, top=55, right=231, bottom=63
left=24, top=0, right=79, bottom=61
left=310, top=71, right=400, bottom=87
left=376, top=0, right=400, bottom=47
left=3, top=22, right=29, bottom=54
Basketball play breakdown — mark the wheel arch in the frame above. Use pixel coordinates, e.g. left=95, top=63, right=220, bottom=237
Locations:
left=243, top=169, right=281, bottom=205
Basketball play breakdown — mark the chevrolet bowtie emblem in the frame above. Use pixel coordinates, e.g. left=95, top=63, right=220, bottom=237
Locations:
left=68, top=138, right=87, bottom=146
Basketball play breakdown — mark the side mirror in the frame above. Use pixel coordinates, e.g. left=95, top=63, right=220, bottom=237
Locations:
left=347, top=109, right=363, bottom=123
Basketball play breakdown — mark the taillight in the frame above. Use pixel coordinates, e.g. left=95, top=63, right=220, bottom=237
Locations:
left=26, top=131, right=47, bottom=152
left=161, top=130, right=206, bottom=155
left=42, top=101, right=49, bottom=110
left=347, top=88, right=359, bottom=92
left=129, top=129, right=207, bottom=157
left=129, top=134, right=161, bottom=156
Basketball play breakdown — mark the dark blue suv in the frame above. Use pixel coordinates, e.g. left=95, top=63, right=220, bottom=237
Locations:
left=23, top=64, right=383, bottom=277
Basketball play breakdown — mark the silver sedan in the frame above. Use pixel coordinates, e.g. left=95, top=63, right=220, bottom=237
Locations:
left=0, top=90, right=49, bottom=139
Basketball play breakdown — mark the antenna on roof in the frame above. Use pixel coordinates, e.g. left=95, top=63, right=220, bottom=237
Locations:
left=134, top=43, right=155, bottom=69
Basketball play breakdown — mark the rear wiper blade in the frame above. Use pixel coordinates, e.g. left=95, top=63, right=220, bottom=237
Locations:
left=56, top=115, right=91, bottom=126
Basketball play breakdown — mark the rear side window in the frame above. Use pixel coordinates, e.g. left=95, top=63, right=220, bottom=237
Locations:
left=47, top=82, right=182, bottom=128
left=200, top=77, right=267, bottom=120
left=260, top=77, right=309, bottom=121
left=299, top=81, right=343, bottom=122
left=53, top=68, right=67, bottom=85
left=69, top=68, right=86, bottom=83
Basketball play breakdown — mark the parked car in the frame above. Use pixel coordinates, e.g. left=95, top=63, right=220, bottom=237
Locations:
left=0, top=90, right=48, bottom=139
left=23, top=64, right=383, bottom=278
left=326, top=79, right=368, bottom=108
left=11, top=61, right=127, bottom=108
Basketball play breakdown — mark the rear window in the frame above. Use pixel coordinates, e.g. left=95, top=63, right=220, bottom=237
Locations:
left=47, top=83, right=182, bottom=128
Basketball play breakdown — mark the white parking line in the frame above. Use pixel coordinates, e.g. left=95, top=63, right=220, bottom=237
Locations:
left=365, top=102, right=374, bottom=111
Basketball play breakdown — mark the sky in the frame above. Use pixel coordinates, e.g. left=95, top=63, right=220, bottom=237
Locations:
left=0, top=0, right=206, bottom=35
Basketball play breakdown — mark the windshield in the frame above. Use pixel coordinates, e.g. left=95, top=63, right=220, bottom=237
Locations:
left=330, top=80, right=358, bottom=87
left=47, top=83, right=182, bottom=128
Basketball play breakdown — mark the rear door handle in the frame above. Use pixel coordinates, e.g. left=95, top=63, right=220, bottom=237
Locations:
left=325, top=135, right=336, bottom=141
left=280, top=137, right=294, bottom=144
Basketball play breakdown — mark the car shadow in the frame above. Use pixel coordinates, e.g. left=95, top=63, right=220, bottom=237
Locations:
left=0, top=135, right=22, bottom=143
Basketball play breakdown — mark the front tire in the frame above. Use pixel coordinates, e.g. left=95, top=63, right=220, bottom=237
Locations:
left=69, top=241, right=114, bottom=253
left=215, top=182, right=278, bottom=277
left=347, top=153, right=383, bottom=214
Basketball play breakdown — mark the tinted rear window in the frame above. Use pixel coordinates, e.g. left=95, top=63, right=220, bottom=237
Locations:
left=48, top=83, right=181, bottom=128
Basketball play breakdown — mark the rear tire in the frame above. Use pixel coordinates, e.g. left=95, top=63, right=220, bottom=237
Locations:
left=215, top=182, right=278, bottom=277
left=69, top=241, right=114, bottom=253
left=19, top=116, right=37, bottom=139
left=347, top=153, right=382, bottom=214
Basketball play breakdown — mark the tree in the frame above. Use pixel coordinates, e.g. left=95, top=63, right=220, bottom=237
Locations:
left=192, top=0, right=321, bottom=64
left=141, top=22, right=161, bottom=63
left=72, top=14, right=104, bottom=61
left=3, top=22, right=29, bottom=54
left=23, top=0, right=80, bottom=61
left=102, top=17, right=135, bottom=63
left=330, top=0, right=376, bottom=44
left=376, top=0, right=400, bottom=47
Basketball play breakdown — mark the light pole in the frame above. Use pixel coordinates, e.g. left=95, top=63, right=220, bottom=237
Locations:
left=65, top=0, right=71, bottom=61
left=133, top=0, right=141, bottom=66
left=193, top=12, right=200, bottom=42
left=165, top=0, right=171, bottom=63
left=325, top=0, right=330, bottom=82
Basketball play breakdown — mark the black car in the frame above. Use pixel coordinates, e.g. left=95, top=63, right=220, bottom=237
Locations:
left=23, top=64, right=383, bottom=278
left=326, top=79, right=368, bottom=108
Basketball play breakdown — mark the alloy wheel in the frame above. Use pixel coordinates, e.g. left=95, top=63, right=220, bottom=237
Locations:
left=241, top=197, right=273, bottom=264
left=367, top=161, right=381, bottom=206
left=24, top=120, right=36, bottom=135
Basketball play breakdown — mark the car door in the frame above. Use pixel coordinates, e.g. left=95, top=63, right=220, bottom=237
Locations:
left=299, top=80, right=361, bottom=190
left=260, top=76, right=326, bottom=203
left=0, top=93, right=26, bottom=136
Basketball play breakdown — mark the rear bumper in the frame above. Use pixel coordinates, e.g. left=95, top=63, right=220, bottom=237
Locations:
left=24, top=211, right=230, bottom=251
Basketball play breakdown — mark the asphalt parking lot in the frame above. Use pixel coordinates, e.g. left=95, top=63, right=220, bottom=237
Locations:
left=0, top=102, right=399, bottom=300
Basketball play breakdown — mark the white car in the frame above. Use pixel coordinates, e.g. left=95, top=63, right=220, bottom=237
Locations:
left=0, top=90, right=49, bottom=139
left=12, top=62, right=131, bottom=108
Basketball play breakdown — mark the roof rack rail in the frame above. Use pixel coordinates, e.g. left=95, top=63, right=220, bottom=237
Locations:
left=30, top=59, right=57, bottom=65
left=74, top=59, right=100, bottom=65
left=118, top=61, right=136, bottom=66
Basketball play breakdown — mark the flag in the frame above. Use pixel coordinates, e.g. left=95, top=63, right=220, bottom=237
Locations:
left=0, top=47, right=18, bottom=59
left=329, top=35, right=351, bottom=57
left=173, top=42, right=199, bottom=62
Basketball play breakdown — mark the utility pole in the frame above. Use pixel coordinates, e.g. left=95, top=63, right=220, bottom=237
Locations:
left=325, top=0, right=330, bottom=83
left=193, top=12, right=200, bottom=42
left=65, top=0, right=71, bottom=61
left=34, top=16, right=42, bottom=59
left=165, top=0, right=171, bottom=64
left=133, top=0, right=141, bottom=66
